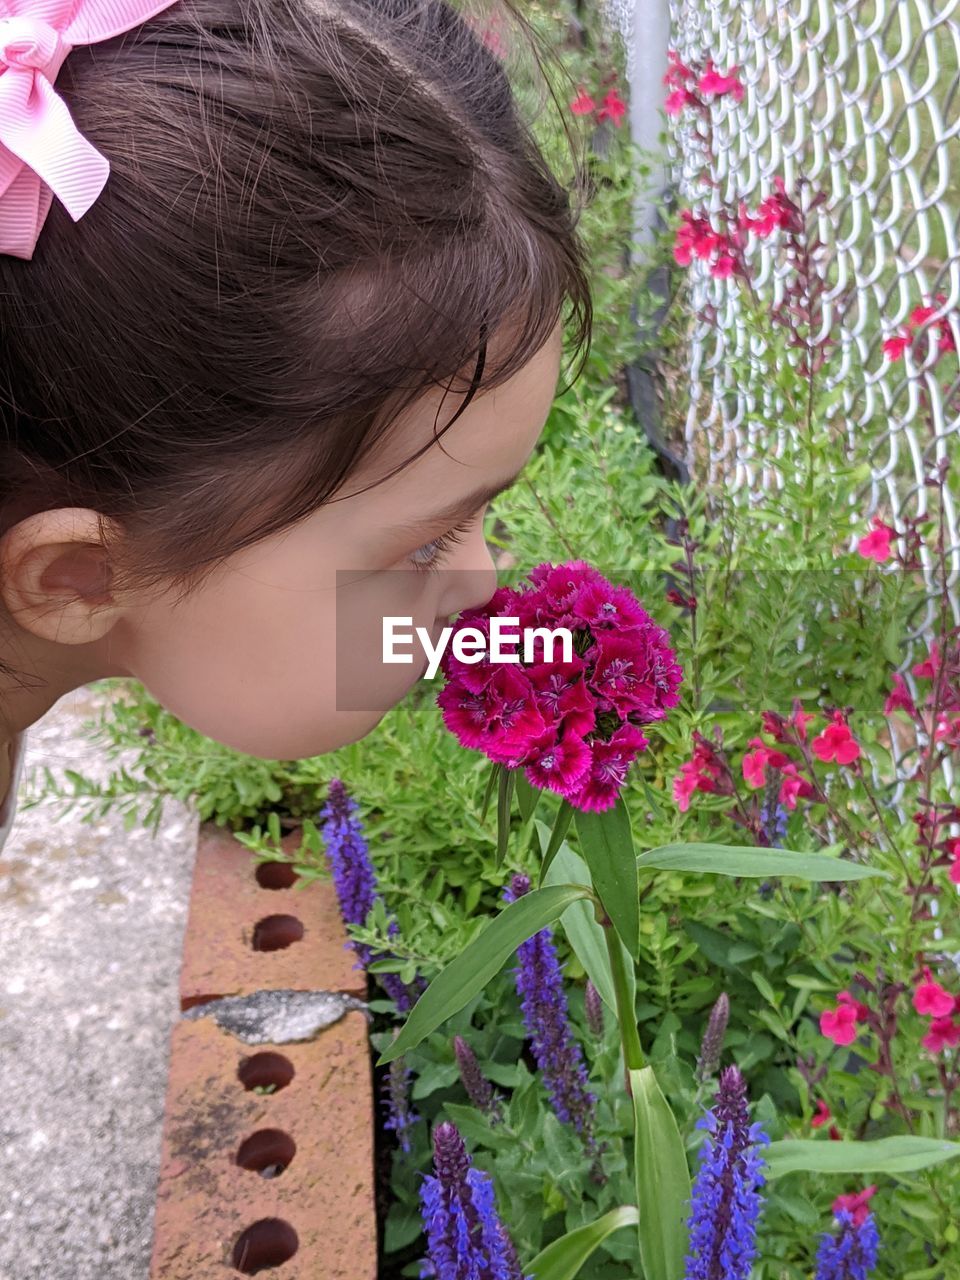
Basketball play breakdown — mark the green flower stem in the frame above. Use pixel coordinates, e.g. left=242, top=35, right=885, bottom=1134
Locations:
left=603, top=914, right=644, bottom=1075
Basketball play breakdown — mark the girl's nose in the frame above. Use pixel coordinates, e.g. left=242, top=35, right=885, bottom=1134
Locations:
left=437, top=524, right=497, bottom=618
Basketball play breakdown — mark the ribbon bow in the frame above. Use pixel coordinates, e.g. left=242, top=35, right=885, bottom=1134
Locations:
left=0, top=0, right=180, bottom=260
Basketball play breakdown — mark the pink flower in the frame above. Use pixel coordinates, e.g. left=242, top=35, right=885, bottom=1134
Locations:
left=665, top=87, right=699, bottom=115
left=742, top=738, right=791, bottom=788
left=811, top=711, right=860, bottom=765
left=570, top=88, right=596, bottom=116
left=673, top=209, right=731, bottom=272
left=820, top=991, right=868, bottom=1045
left=912, top=641, right=940, bottom=680
left=922, top=1016, right=960, bottom=1053
left=857, top=517, right=895, bottom=563
left=811, top=1099, right=833, bottom=1128
left=883, top=333, right=910, bottom=361
left=438, top=563, right=682, bottom=812
left=950, top=858, right=960, bottom=886
left=673, top=737, right=728, bottom=812
left=778, top=763, right=815, bottom=811
left=596, top=88, right=628, bottom=128
left=710, top=252, right=736, bottom=279
left=697, top=59, right=745, bottom=101
left=833, top=1187, right=877, bottom=1227
left=913, top=966, right=954, bottom=1017
left=663, top=50, right=696, bottom=90
left=744, top=191, right=795, bottom=238
left=566, top=723, right=650, bottom=812
left=884, top=672, right=916, bottom=717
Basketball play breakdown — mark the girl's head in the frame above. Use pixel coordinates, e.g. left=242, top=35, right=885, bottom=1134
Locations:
left=0, top=0, right=592, bottom=757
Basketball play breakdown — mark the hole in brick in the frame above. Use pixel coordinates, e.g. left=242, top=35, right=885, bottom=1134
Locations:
left=251, top=914, right=304, bottom=952
left=254, top=862, right=299, bottom=890
left=236, top=1129, right=296, bottom=1179
left=237, top=1052, right=295, bottom=1094
left=231, top=1218, right=299, bottom=1273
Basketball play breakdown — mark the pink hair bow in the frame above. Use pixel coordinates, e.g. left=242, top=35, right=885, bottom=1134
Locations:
left=0, top=0, right=180, bottom=260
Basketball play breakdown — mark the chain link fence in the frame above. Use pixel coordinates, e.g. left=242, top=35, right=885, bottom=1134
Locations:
left=604, top=0, right=960, bottom=810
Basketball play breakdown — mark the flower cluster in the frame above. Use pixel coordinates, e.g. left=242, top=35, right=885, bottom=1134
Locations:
left=684, top=1065, right=769, bottom=1280
left=912, top=966, right=960, bottom=1053
left=663, top=49, right=744, bottom=116
left=815, top=1190, right=880, bottom=1280
left=419, top=1122, right=528, bottom=1280
left=504, top=874, right=600, bottom=1157
left=882, top=293, right=956, bottom=362
left=570, top=73, right=628, bottom=129
left=320, top=779, right=417, bottom=1011
left=672, top=177, right=800, bottom=280
left=674, top=700, right=861, bottom=845
left=438, top=562, right=682, bottom=812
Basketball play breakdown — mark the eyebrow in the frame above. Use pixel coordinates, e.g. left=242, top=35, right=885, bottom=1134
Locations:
left=388, top=471, right=525, bottom=540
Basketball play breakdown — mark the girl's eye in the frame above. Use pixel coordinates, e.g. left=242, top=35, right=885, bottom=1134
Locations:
left=407, top=518, right=474, bottom=573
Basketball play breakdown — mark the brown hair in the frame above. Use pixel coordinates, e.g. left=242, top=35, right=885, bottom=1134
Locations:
left=0, top=0, right=592, bottom=589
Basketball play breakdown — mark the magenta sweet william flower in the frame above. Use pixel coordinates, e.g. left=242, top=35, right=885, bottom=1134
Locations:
left=437, top=562, right=683, bottom=812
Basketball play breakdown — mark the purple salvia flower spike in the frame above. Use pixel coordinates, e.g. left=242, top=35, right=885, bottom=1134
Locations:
left=814, top=1209, right=880, bottom=1280
left=320, top=778, right=416, bottom=1011
left=453, top=1036, right=503, bottom=1124
left=695, top=992, right=730, bottom=1084
left=503, top=874, right=600, bottom=1159
left=419, top=1122, right=530, bottom=1280
left=684, top=1065, right=769, bottom=1280
left=381, top=1055, right=418, bottom=1154
left=584, top=980, right=604, bottom=1038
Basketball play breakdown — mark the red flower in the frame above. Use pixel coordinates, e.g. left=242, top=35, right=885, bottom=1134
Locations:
left=570, top=88, right=596, bottom=116
left=833, top=1186, right=877, bottom=1227
left=697, top=59, right=745, bottom=102
left=857, top=517, right=895, bottom=563
left=811, top=1099, right=832, bottom=1128
left=742, top=738, right=790, bottom=788
left=820, top=991, right=868, bottom=1045
left=663, top=50, right=696, bottom=89
left=883, top=672, right=916, bottom=718
left=912, top=641, right=940, bottom=680
left=913, top=966, right=954, bottom=1017
left=950, top=858, right=960, bottom=886
left=883, top=333, right=910, bottom=361
left=778, top=763, right=815, bottom=810
left=710, top=252, right=736, bottom=279
left=922, top=1016, right=960, bottom=1053
left=665, top=87, right=699, bottom=116
left=673, top=210, right=728, bottom=267
left=673, top=737, right=727, bottom=813
left=597, top=88, right=627, bottom=128
left=811, top=711, right=861, bottom=765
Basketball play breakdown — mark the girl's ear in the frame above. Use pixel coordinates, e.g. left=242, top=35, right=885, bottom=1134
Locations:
left=0, top=508, right=126, bottom=646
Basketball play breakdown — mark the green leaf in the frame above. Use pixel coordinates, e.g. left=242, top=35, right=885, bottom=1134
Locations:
left=479, top=762, right=500, bottom=823
left=515, top=771, right=542, bottom=825
left=539, top=801, right=574, bottom=884
left=766, top=1137, right=960, bottom=1178
left=377, top=883, right=594, bottom=1064
left=527, top=1206, right=640, bottom=1280
left=576, top=799, right=640, bottom=957
left=538, top=823, right=635, bottom=1017
left=637, top=843, right=888, bottom=882
left=496, top=767, right=516, bottom=867
left=631, top=1066, right=691, bottom=1280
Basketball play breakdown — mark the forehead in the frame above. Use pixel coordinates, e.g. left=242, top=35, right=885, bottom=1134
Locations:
left=344, top=317, right=564, bottom=506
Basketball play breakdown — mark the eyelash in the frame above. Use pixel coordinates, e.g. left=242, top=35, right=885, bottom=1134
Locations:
left=408, top=517, right=475, bottom=574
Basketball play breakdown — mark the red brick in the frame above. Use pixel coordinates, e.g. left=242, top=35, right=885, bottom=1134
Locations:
left=150, top=1012, right=376, bottom=1277
left=179, top=826, right=365, bottom=1009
